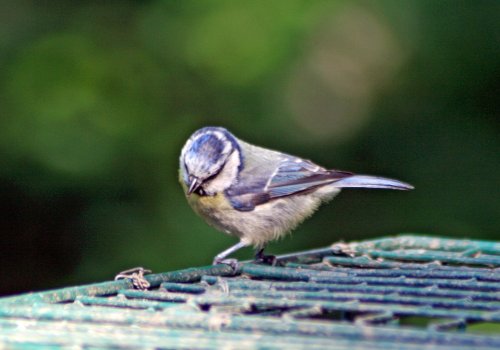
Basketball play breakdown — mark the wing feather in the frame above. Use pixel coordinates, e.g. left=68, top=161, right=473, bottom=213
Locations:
left=226, top=157, right=343, bottom=211
left=266, top=159, right=351, bottom=199
left=226, top=156, right=412, bottom=212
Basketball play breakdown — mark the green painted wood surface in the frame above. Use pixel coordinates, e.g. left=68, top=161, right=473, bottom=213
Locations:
left=0, top=234, right=499, bottom=349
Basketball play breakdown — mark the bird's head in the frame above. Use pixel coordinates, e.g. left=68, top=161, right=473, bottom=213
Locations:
left=180, top=127, right=242, bottom=196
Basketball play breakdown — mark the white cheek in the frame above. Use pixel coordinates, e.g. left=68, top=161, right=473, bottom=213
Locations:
left=204, top=152, right=240, bottom=194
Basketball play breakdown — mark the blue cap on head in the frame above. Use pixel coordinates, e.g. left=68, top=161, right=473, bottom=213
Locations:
left=180, top=127, right=241, bottom=193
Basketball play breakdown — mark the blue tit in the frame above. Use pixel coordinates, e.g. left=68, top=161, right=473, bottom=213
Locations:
left=179, top=126, right=413, bottom=266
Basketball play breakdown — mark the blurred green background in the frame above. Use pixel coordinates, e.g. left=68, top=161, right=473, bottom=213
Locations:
left=0, top=0, right=498, bottom=296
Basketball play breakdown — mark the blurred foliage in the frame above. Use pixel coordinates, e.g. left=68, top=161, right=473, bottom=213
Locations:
left=0, top=0, right=498, bottom=295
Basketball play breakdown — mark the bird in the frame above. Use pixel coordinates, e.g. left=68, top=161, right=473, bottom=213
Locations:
left=179, top=126, right=413, bottom=266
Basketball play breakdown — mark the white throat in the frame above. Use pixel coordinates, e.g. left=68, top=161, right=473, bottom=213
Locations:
left=203, top=151, right=240, bottom=195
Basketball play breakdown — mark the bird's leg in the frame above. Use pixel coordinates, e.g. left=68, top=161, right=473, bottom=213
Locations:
left=213, top=241, right=248, bottom=269
left=254, top=246, right=277, bottom=266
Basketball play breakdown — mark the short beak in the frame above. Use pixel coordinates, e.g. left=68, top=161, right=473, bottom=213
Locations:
left=187, top=178, right=201, bottom=195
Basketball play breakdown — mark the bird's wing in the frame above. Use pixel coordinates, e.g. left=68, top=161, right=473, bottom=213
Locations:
left=227, top=155, right=413, bottom=212
left=265, top=159, right=351, bottom=198
left=227, top=157, right=351, bottom=211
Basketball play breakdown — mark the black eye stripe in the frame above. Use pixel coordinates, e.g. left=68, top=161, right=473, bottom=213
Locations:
left=194, top=187, right=206, bottom=196
left=204, top=171, right=219, bottom=183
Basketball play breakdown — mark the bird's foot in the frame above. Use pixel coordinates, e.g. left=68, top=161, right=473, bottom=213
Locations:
left=254, top=253, right=277, bottom=266
left=212, top=257, right=240, bottom=270
left=331, top=242, right=357, bottom=257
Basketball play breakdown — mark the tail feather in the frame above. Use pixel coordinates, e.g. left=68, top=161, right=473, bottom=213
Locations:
left=333, top=175, right=414, bottom=190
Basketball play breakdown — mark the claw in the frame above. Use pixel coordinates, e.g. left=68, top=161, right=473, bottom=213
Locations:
left=254, top=247, right=277, bottom=266
left=213, top=258, right=240, bottom=271
left=254, top=254, right=277, bottom=266
left=331, top=242, right=357, bottom=257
